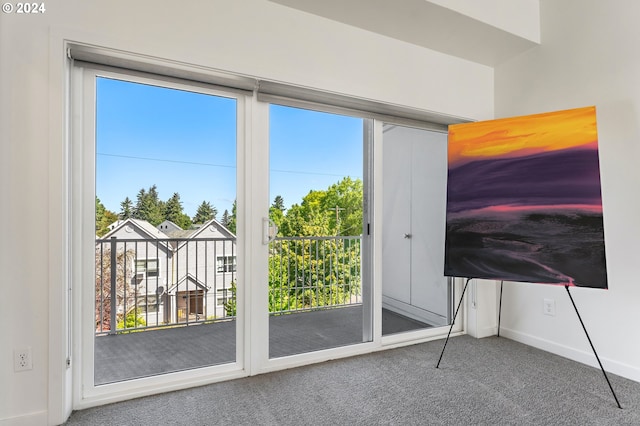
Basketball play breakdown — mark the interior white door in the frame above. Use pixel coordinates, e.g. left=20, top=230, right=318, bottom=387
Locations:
left=382, top=124, right=450, bottom=327
left=381, top=131, right=412, bottom=305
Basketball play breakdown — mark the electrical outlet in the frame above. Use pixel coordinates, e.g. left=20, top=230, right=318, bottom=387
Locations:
left=14, top=347, right=33, bottom=372
left=543, top=298, right=556, bottom=316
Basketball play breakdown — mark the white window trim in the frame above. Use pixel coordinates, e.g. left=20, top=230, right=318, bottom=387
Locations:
left=135, top=258, right=160, bottom=277
left=216, top=255, right=237, bottom=273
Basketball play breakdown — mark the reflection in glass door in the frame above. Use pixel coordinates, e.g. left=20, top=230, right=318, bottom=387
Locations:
left=381, top=124, right=452, bottom=335
left=268, top=104, right=369, bottom=358
left=93, top=76, right=238, bottom=384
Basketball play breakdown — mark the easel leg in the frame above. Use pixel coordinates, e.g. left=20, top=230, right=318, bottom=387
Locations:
left=436, top=278, right=472, bottom=368
left=497, top=280, right=504, bottom=337
left=565, top=285, right=622, bottom=409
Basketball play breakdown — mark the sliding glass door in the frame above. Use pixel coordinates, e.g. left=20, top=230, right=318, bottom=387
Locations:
left=76, top=66, right=244, bottom=395
left=72, top=59, right=456, bottom=409
left=267, top=104, right=371, bottom=357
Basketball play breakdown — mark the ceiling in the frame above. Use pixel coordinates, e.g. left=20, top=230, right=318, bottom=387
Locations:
left=269, top=0, right=538, bottom=67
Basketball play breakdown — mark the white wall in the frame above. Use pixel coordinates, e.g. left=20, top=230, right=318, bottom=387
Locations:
left=0, top=1, right=493, bottom=424
left=495, top=0, right=640, bottom=383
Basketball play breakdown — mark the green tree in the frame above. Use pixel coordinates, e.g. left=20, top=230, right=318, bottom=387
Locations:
left=225, top=200, right=237, bottom=234
left=133, top=185, right=164, bottom=226
left=323, top=177, right=363, bottom=235
left=164, top=192, right=192, bottom=229
left=271, top=195, right=285, bottom=212
left=193, top=201, right=217, bottom=224
left=277, top=178, right=362, bottom=237
left=96, top=197, right=118, bottom=237
left=221, top=209, right=231, bottom=228
left=265, top=178, right=363, bottom=314
left=269, top=196, right=286, bottom=236
left=119, top=197, right=133, bottom=220
left=96, top=196, right=106, bottom=225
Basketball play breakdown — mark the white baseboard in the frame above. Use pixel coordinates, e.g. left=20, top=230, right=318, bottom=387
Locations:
left=0, top=411, right=47, bottom=426
left=500, top=327, right=640, bottom=383
left=474, top=325, right=497, bottom=339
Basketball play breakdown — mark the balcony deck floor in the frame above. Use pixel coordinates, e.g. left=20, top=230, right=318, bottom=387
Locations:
left=95, top=306, right=431, bottom=385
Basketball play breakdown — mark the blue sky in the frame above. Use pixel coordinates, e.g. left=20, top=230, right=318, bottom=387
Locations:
left=96, top=78, right=363, bottom=219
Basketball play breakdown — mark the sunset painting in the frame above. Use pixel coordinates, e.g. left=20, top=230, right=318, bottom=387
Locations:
left=444, top=106, right=607, bottom=288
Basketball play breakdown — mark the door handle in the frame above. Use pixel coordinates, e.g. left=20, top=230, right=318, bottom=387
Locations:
left=263, top=218, right=278, bottom=245
left=404, top=233, right=411, bottom=239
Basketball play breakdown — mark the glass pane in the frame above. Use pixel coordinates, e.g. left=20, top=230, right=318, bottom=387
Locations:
left=94, top=77, right=237, bottom=384
left=268, top=104, right=367, bottom=358
left=381, top=124, right=451, bottom=335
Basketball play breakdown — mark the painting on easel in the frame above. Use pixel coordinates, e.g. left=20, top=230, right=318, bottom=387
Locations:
left=444, top=106, right=607, bottom=288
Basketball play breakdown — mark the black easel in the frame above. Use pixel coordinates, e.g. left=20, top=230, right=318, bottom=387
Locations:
left=436, top=277, right=472, bottom=369
left=565, top=285, right=622, bottom=409
left=437, top=280, right=622, bottom=409
left=497, top=280, right=504, bottom=337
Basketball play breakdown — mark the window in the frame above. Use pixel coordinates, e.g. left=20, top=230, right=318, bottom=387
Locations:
left=135, top=258, right=159, bottom=277
left=141, top=295, right=158, bottom=313
left=217, top=288, right=230, bottom=305
left=216, top=256, right=236, bottom=273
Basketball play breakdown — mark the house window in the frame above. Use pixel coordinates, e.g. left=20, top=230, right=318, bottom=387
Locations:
left=135, top=259, right=159, bottom=277
left=216, top=256, right=236, bottom=273
left=141, top=295, right=158, bottom=313
left=217, top=289, right=230, bottom=305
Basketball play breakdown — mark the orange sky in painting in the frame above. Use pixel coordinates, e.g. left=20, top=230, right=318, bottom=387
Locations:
left=448, top=106, right=598, bottom=167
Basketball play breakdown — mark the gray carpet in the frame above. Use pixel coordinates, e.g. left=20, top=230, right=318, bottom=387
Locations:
left=67, top=335, right=640, bottom=425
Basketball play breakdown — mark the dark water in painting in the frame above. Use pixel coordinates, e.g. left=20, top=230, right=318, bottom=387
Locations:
left=444, top=209, right=607, bottom=288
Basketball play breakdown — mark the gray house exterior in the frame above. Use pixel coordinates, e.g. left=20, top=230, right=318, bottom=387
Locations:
left=98, top=218, right=236, bottom=329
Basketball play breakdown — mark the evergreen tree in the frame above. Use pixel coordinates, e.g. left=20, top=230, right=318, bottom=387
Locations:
left=133, top=185, right=164, bottom=226
left=193, top=201, right=217, bottom=224
left=225, top=200, right=237, bottom=234
left=221, top=209, right=230, bottom=228
left=133, top=188, right=146, bottom=219
left=164, top=192, right=192, bottom=229
left=119, top=197, right=133, bottom=220
left=164, top=192, right=183, bottom=223
left=271, top=195, right=285, bottom=212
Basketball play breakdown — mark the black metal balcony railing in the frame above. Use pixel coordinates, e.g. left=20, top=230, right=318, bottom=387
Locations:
left=268, top=236, right=362, bottom=315
left=95, top=235, right=362, bottom=335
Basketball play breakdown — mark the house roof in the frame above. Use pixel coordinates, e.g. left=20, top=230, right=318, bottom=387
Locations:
left=176, top=218, right=236, bottom=250
left=100, top=218, right=169, bottom=240
left=157, top=220, right=183, bottom=235
left=189, top=218, right=236, bottom=239
left=167, top=273, right=209, bottom=293
left=100, top=218, right=236, bottom=255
